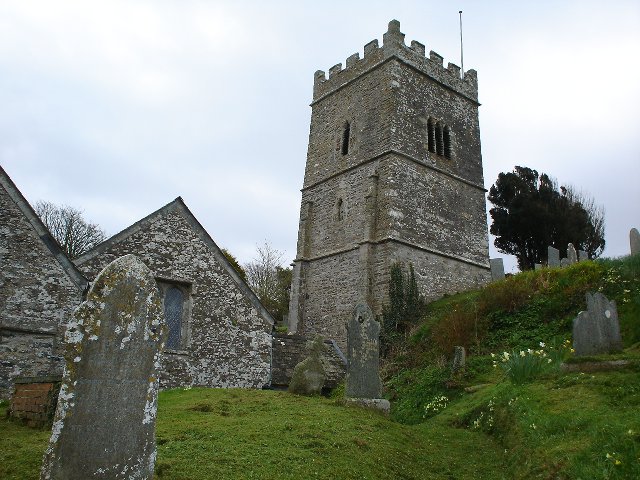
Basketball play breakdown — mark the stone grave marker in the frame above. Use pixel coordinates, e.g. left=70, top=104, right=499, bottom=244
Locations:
left=573, top=292, right=622, bottom=356
left=451, top=346, right=466, bottom=373
left=489, top=258, right=505, bottom=281
left=40, top=255, right=166, bottom=480
left=346, top=303, right=381, bottom=399
left=288, top=335, right=326, bottom=396
left=344, top=304, right=389, bottom=412
left=631, top=228, right=640, bottom=255
left=534, top=263, right=543, bottom=271
left=567, top=243, right=578, bottom=264
left=548, top=246, right=560, bottom=267
left=560, top=258, right=570, bottom=268
left=578, top=250, right=589, bottom=262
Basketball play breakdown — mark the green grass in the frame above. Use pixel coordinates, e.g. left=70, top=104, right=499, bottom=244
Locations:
left=2, top=255, right=639, bottom=479
left=1, top=389, right=510, bottom=480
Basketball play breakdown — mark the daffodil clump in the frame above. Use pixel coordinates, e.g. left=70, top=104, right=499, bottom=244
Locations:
left=492, top=341, right=572, bottom=384
left=423, top=395, right=449, bottom=418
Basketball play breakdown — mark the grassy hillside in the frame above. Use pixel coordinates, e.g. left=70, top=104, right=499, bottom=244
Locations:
left=1, top=256, right=638, bottom=479
left=383, top=255, right=640, bottom=478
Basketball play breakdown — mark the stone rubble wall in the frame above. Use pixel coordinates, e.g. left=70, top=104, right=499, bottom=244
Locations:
left=0, top=182, right=83, bottom=400
left=75, top=207, right=272, bottom=390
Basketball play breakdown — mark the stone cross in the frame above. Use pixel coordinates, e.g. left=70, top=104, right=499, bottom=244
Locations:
left=41, top=255, right=166, bottom=480
left=288, top=335, right=326, bottom=396
left=631, top=228, right=640, bottom=256
left=547, top=246, right=560, bottom=267
left=567, top=243, right=578, bottom=264
left=573, top=292, right=622, bottom=356
left=345, top=303, right=381, bottom=399
left=489, top=258, right=505, bottom=281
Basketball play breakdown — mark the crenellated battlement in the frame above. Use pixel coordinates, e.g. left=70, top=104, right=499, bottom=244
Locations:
left=312, top=19, right=478, bottom=103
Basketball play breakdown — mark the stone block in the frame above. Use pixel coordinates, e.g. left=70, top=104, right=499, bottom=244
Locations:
left=451, top=346, right=466, bottom=373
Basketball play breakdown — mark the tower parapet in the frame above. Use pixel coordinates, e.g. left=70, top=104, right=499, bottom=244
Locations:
left=313, top=20, right=478, bottom=103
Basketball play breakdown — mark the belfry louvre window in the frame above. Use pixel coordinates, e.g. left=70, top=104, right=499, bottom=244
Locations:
left=164, top=286, right=184, bottom=349
left=427, top=118, right=436, bottom=153
left=341, top=122, right=350, bottom=155
left=427, top=117, right=452, bottom=159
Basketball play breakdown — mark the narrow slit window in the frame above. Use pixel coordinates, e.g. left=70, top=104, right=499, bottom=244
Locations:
left=443, top=126, right=452, bottom=159
left=164, top=286, right=184, bottom=349
left=427, top=118, right=435, bottom=153
left=341, top=122, right=350, bottom=155
left=436, top=123, right=444, bottom=156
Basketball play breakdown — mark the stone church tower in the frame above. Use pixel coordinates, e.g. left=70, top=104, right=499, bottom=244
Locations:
left=288, top=20, right=490, bottom=348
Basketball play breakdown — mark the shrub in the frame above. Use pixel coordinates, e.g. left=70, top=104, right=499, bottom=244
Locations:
left=493, top=341, right=571, bottom=384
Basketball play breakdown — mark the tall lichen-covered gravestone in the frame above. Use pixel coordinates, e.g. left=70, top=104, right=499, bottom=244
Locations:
left=631, top=228, right=640, bottom=255
left=573, top=292, right=622, bottom=356
left=41, top=255, right=167, bottom=480
left=489, top=258, right=505, bottom=281
left=345, top=304, right=389, bottom=412
left=548, top=246, right=560, bottom=267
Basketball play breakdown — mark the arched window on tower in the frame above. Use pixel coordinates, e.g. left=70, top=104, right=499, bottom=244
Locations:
left=427, top=118, right=436, bottom=153
left=436, top=123, right=444, bottom=156
left=443, top=125, right=452, bottom=159
left=341, top=122, right=350, bottom=155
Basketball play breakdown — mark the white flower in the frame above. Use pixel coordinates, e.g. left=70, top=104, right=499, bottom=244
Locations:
left=539, top=342, right=545, bottom=348
left=520, top=351, right=526, bottom=357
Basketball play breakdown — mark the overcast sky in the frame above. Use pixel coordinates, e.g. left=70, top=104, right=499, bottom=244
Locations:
left=1, top=0, right=638, bottom=272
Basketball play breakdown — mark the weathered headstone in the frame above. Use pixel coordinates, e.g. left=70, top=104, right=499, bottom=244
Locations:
left=548, top=246, right=560, bottom=267
left=567, top=243, right=578, bottom=264
left=573, top=292, right=622, bottom=356
left=345, top=304, right=389, bottom=412
left=489, top=258, right=505, bottom=281
left=288, top=335, right=326, bottom=395
left=534, top=263, right=543, bottom=271
left=631, top=228, right=640, bottom=255
left=451, top=346, right=466, bottom=373
left=345, top=303, right=381, bottom=399
left=560, top=258, right=570, bottom=268
left=41, top=255, right=166, bottom=480
left=578, top=250, right=589, bottom=262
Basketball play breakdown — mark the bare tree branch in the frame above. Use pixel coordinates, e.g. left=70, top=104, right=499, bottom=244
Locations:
left=34, top=200, right=107, bottom=259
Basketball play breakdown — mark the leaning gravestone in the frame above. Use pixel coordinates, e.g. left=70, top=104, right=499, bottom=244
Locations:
left=288, top=335, right=326, bottom=396
left=573, top=292, right=622, bottom=356
left=345, top=304, right=389, bottom=412
left=41, top=255, right=166, bottom=480
left=631, top=228, right=640, bottom=256
left=489, top=258, right=505, bottom=281
left=548, top=246, right=560, bottom=267
left=567, top=243, right=578, bottom=264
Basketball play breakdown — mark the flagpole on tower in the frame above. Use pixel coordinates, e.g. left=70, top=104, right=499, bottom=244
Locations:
left=459, top=10, right=464, bottom=79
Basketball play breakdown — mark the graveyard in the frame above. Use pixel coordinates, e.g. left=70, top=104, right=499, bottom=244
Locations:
left=2, top=253, right=639, bottom=479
